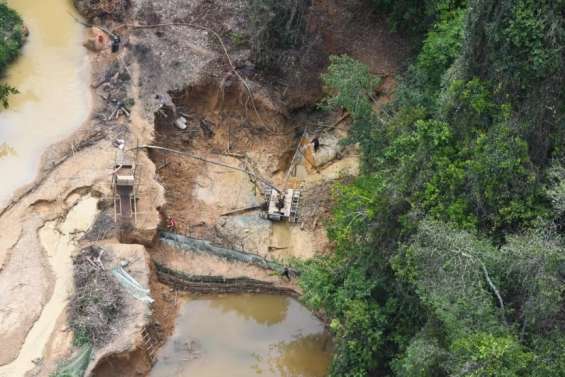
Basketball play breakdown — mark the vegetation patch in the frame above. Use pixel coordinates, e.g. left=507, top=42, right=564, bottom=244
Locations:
left=0, top=3, right=24, bottom=108
left=299, top=1, right=565, bottom=376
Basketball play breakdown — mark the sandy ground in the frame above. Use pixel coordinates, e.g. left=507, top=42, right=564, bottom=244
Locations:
left=0, top=24, right=163, bottom=377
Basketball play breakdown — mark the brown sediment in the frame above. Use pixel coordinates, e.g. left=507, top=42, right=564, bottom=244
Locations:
left=0, top=0, right=410, bottom=375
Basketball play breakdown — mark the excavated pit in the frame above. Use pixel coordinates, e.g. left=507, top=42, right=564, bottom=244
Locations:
left=129, top=73, right=358, bottom=375
left=147, top=79, right=345, bottom=262
left=0, top=0, right=412, bottom=373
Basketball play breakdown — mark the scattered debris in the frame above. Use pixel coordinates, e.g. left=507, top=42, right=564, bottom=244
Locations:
left=69, top=246, right=124, bottom=347
left=112, top=138, right=125, bottom=149
left=300, top=180, right=339, bottom=230
left=199, top=119, right=215, bottom=138
left=138, top=144, right=279, bottom=194
left=82, top=211, right=117, bottom=241
left=220, top=204, right=264, bottom=217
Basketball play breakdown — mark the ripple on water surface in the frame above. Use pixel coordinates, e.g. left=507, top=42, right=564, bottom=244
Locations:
left=0, top=0, right=90, bottom=206
left=151, top=294, right=333, bottom=377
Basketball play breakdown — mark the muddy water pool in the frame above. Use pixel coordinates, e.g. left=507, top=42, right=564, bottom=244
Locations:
left=0, top=0, right=90, bottom=206
left=151, top=294, right=333, bottom=377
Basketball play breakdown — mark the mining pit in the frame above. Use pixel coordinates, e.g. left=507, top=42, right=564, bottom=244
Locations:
left=0, top=0, right=408, bottom=376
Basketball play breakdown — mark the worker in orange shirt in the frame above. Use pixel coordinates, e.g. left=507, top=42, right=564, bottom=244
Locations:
left=167, top=216, right=177, bottom=232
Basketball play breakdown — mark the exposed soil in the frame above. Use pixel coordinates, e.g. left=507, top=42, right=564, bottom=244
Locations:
left=93, top=0, right=408, bottom=372
left=0, top=0, right=409, bottom=375
left=148, top=78, right=352, bottom=262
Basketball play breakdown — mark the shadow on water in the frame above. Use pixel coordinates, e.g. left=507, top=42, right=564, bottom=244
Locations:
left=151, top=294, right=333, bottom=377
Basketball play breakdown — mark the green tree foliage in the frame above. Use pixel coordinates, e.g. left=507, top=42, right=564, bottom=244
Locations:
left=396, top=220, right=504, bottom=336
left=391, top=332, right=448, bottom=377
left=0, top=3, right=24, bottom=108
left=300, top=177, right=424, bottom=377
left=299, top=0, right=565, bottom=376
left=461, top=0, right=565, bottom=165
left=0, top=83, right=17, bottom=108
left=321, top=55, right=381, bottom=147
left=530, top=334, right=565, bottom=377
left=546, top=161, right=565, bottom=228
left=451, top=332, right=532, bottom=377
left=496, top=228, right=565, bottom=335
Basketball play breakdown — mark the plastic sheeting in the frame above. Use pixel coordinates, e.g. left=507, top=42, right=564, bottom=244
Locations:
left=53, top=345, right=92, bottom=377
left=111, top=266, right=154, bottom=304
left=160, top=231, right=286, bottom=273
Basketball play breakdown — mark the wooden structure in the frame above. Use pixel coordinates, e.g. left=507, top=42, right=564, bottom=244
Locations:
left=265, top=188, right=301, bottom=223
left=112, top=146, right=138, bottom=224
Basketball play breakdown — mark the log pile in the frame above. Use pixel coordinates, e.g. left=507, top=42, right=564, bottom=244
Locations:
left=155, top=263, right=298, bottom=296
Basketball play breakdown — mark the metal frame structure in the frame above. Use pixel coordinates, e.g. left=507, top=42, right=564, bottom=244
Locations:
left=265, top=188, right=301, bottom=223
left=112, top=141, right=139, bottom=224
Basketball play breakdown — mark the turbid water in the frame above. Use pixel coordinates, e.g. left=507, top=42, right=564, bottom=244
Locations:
left=151, top=294, right=333, bottom=377
left=0, top=0, right=90, bottom=206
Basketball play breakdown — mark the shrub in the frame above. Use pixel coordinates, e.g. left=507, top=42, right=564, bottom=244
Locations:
left=0, top=3, right=24, bottom=108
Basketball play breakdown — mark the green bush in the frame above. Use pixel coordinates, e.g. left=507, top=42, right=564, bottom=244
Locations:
left=0, top=3, right=24, bottom=108
left=369, top=0, right=466, bottom=34
left=299, top=0, right=565, bottom=375
left=451, top=332, right=532, bottom=377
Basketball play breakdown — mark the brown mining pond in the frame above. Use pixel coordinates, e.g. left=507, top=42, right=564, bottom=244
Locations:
left=150, top=294, right=333, bottom=377
left=0, top=0, right=90, bottom=207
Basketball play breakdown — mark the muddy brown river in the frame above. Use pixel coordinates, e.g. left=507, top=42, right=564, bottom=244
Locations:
left=0, top=0, right=90, bottom=207
left=151, top=294, right=333, bottom=377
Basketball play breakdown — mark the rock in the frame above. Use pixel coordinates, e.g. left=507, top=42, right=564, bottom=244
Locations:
left=309, top=134, right=344, bottom=167
left=174, top=116, right=188, bottom=130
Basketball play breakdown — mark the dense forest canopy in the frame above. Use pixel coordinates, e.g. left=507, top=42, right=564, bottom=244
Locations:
left=0, top=3, right=24, bottom=108
left=299, top=0, right=565, bottom=376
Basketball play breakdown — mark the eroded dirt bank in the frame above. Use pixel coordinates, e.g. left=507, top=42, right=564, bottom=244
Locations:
left=0, top=0, right=407, bottom=376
